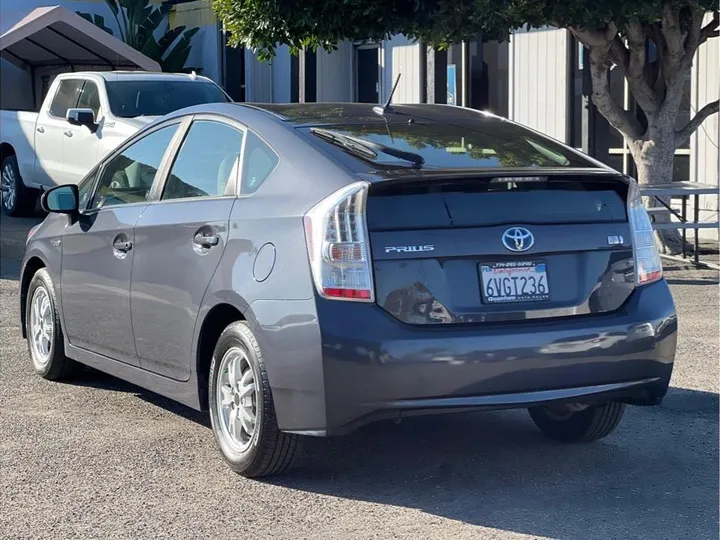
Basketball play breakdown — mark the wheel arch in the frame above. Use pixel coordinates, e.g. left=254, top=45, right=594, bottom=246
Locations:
left=195, top=301, right=250, bottom=411
left=0, top=142, right=16, bottom=163
left=20, top=256, right=47, bottom=338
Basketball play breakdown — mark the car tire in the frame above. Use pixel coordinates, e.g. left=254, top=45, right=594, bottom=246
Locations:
left=529, top=402, right=625, bottom=443
left=25, top=268, right=80, bottom=380
left=208, top=321, right=300, bottom=478
left=2, top=155, right=37, bottom=217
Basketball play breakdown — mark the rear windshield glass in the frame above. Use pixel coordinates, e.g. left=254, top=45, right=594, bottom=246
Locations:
left=106, top=80, right=229, bottom=118
left=302, top=121, right=594, bottom=170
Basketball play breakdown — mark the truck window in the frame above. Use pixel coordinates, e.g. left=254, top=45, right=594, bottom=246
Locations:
left=77, top=81, right=101, bottom=119
left=48, top=79, right=83, bottom=118
left=105, top=80, right=229, bottom=118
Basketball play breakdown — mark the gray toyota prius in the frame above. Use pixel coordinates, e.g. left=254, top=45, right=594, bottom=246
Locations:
left=20, top=102, right=676, bottom=477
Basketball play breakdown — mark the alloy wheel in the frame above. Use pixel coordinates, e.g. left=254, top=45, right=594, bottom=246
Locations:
left=216, top=347, right=259, bottom=452
left=29, top=286, right=53, bottom=365
left=1, top=163, right=17, bottom=211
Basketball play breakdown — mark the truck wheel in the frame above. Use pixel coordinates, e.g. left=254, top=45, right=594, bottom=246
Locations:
left=208, top=321, right=300, bottom=478
left=2, top=155, right=37, bottom=217
left=25, top=268, right=80, bottom=380
left=529, top=402, right=625, bottom=443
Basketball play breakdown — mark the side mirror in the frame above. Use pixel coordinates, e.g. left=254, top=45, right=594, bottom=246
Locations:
left=41, top=184, right=79, bottom=215
left=66, top=108, right=97, bottom=131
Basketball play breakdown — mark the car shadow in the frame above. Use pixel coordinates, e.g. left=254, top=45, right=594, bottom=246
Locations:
left=70, top=366, right=209, bottom=427
left=69, top=368, right=719, bottom=538
left=266, top=386, right=718, bottom=539
left=665, top=277, right=719, bottom=286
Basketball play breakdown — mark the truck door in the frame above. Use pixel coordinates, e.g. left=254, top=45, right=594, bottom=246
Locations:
left=62, top=80, right=102, bottom=182
left=34, top=78, right=83, bottom=187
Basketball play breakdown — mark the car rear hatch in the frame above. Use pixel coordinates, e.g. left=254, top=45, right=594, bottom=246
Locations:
left=366, top=172, right=635, bottom=324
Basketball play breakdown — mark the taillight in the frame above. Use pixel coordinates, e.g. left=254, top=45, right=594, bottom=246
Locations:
left=627, top=179, right=663, bottom=285
left=303, top=181, right=374, bottom=302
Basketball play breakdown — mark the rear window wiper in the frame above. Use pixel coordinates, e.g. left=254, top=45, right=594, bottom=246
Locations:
left=310, top=127, right=424, bottom=168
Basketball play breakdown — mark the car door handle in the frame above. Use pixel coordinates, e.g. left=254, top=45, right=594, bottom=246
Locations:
left=64, top=130, right=73, bottom=137
left=193, top=232, right=219, bottom=248
left=36, top=126, right=45, bottom=133
left=113, top=239, right=133, bottom=252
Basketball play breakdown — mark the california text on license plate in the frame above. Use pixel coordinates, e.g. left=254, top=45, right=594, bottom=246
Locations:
left=480, top=261, right=550, bottom=303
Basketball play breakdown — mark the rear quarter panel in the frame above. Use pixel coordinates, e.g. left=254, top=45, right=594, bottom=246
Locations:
left=195, top=110, right=356, bottom=431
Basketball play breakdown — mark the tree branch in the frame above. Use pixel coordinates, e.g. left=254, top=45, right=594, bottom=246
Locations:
left=587, top=44, right=643, bottom=141
left=624, top=22, right=659, bottom=115
left=661, top=4, right=683, bottom=72
left=682, top=7, right=710, bottom=69
left=699, top=12, right=720, bottom=45
left=675, top=99, right=719, bottom=148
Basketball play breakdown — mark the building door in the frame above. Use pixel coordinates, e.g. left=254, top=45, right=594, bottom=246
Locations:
left=356, top=46, right=380, bottom=103
left=223, top=33, right=245, bottom=101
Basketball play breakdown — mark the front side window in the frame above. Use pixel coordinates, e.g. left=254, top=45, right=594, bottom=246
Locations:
left=241, top=132, right=279, bottom=194
left=161, top=121, right=244, bottom=201
left=77, top=81, right=101, bottom=119
left=105, top=80, right=230, bottom=118
left=90, top=124, right=178, bottom=210
left=49, top=79, right=83, bottom=118
left=77, top=168, right=98, bottom=210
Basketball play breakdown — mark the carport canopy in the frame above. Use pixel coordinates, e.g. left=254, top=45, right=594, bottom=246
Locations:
left=0, top=5, right=160, bottom=72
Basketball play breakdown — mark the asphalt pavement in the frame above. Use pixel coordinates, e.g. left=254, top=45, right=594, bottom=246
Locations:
left=1, top=211, right=718, bottom=540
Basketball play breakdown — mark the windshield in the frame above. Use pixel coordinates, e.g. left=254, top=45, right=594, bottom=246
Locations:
left=303, top=120, right=594, bottom=170
left=105, top=80, right=229, bottom=118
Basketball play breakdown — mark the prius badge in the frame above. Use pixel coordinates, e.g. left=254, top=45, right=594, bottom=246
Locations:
left=502, top=227, right=534, bottom=252
left=385, top=245, right=435, bottom=254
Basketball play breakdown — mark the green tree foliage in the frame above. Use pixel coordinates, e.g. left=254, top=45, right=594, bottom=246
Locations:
left=79, top=0, right=199, bottom=72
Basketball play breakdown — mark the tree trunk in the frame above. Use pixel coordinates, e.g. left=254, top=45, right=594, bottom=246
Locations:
left=630, top=131, right=686, bottom=255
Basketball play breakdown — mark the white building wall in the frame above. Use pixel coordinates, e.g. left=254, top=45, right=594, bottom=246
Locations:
left=508, top=27, right=569, bottom=143
left=316, top=42, right=353, bottom=102
left=690, top=14, right=719, bottom=239
left=244, top=50, right=272, bottom=102
left=271, top=46, right=292, bottom=103
left=381, top=35, right=422, bottom=103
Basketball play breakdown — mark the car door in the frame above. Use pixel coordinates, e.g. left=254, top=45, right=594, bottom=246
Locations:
left=60, top=122, right=182, bottom=365
left=62, top=80, right=103, bottom=183
left=130, top=117, right=244, bottom=380
left=34, top=78, right=84, bottom=187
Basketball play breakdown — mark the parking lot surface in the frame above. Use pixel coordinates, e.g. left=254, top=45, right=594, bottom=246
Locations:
left=1, top=212, right=718, bottom=540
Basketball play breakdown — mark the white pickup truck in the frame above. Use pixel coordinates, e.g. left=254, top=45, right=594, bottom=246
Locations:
left=0, top=71, right=231, bottom=216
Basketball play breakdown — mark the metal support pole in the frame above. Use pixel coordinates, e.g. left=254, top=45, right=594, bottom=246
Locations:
left=682, top=197, right=687, bottom=259
left=298, top=49, right=306, bottom=103
left=461, top=41, right=469, bottom=107
left=694, top=194, right=700, bottom=264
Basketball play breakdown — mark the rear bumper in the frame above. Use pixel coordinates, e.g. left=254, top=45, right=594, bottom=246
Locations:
left=307, top=278, right=676, bottom=435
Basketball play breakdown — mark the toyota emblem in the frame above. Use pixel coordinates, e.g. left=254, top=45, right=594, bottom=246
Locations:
left=502, top=227, right=534, bottom=252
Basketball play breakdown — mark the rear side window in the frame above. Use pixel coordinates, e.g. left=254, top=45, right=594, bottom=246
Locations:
left=77, top=81, right=101, bottom=119
left=241, top=132, right=278, bottom=194
left=49, top=79, right=83, bottom=117
left=162, top=120, right=244, bottom=201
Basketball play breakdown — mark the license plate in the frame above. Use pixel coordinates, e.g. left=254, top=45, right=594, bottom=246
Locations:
left=480, top=261, right=550, bottom=304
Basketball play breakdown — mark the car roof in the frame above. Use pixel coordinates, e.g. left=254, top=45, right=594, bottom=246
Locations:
left=241, top=102, right=502, bottom=126
left=70, top=71, right=215, bottom=83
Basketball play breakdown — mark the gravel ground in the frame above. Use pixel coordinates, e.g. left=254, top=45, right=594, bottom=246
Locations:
left=1, top=212, right=718, bottom=540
